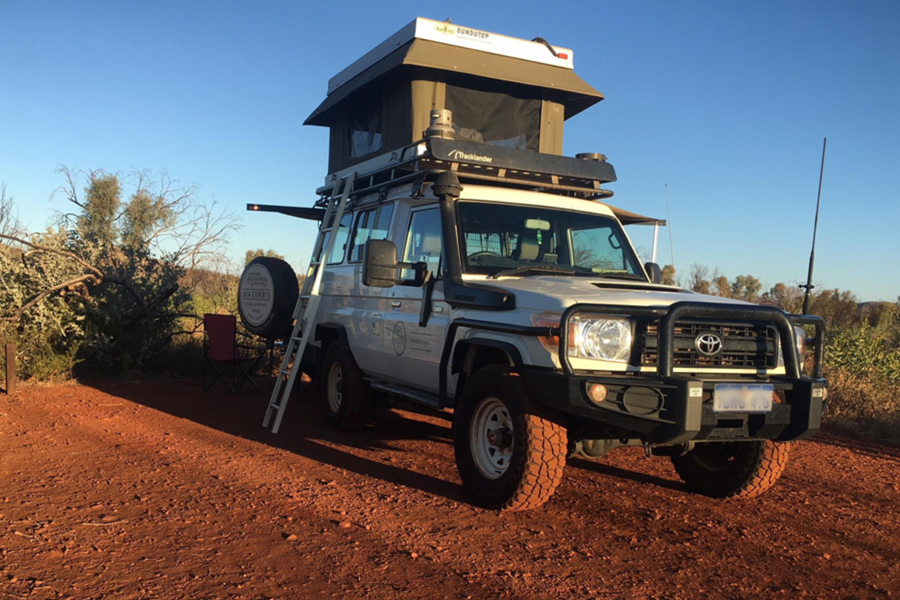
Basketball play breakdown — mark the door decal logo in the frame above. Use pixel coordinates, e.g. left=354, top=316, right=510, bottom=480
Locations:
left=392, top=322, right=407, bottom=356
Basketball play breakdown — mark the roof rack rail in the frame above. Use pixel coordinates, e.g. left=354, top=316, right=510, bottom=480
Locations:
left=315, top=137, right=617, bottom=204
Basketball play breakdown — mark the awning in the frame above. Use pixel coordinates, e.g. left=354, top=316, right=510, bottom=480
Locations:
left=305, top=39, right=604, bottom=127
left=606, top=205, right=667, bottom=226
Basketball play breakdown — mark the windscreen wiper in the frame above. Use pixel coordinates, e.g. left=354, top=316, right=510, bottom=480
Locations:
left=488, top=265, right=578, bottom=279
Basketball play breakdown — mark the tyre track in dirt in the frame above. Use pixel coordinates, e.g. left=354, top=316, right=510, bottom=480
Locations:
left=2, top=380, right=899, bottom=599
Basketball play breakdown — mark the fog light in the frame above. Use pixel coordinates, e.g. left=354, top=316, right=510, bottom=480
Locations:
left=587, top=383, right=608, bottom=404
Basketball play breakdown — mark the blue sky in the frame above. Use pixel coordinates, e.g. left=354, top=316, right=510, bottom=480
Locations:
left=1, top=0, right=898, bottom=301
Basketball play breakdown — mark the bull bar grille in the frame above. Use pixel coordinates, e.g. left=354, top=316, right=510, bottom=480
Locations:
left=638, top=321, right=779, bottom=369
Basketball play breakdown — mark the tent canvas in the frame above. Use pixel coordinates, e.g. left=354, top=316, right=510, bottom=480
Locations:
left=305, top=21, right=605, bottom=173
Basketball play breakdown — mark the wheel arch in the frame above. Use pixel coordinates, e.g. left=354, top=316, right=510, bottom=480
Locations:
left=315, top=321, right=350, bottom=349
left=312, top=322, right=351, bottom=377
left=451, top=339, right=524, bottom=403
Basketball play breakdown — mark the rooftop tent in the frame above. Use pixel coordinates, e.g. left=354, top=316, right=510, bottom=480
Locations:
left=305, top=19, right=605, bottom=173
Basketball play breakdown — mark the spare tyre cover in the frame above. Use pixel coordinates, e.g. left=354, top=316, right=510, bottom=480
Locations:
left=238, top=257, right=299, bottom=340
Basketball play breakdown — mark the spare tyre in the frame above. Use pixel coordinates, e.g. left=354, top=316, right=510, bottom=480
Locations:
left=238, top=257, right=299, bottom=340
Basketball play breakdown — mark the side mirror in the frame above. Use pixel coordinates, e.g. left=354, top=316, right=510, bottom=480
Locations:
left=362, top=240, right=429, bottom=288
left=644, top=262, right=662, bottom=284
left=363, top=240, right=400, bottom=288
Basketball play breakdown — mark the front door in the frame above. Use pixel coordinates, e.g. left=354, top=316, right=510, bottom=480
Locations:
left=382, top=207, right=448, bottom=394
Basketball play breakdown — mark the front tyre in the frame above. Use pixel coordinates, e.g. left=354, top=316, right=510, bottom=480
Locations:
left=321, top=343, right=370, bottom=431
left=453, top=366, right=567, bottom=511
left=671, top=440, right=790, bottom=499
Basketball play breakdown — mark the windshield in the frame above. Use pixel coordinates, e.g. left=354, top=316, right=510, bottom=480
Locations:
left=457, top=202, right=645, bottom=279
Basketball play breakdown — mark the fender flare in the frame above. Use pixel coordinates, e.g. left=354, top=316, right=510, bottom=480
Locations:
left=451, top=338, right=524, bottom=375
left=314, top=322, right=350, bottom=348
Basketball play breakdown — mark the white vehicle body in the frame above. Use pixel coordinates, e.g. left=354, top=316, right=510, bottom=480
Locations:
left=242, top=18, right=828, bottom=510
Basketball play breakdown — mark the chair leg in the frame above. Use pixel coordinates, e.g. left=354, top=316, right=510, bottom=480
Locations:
left=204, top=359, right=231, bottom=393
left=232, top=354, right=264, bottom=393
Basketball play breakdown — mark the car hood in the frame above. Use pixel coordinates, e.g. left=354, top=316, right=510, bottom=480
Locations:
left=471, top=276, right=754, bottom=312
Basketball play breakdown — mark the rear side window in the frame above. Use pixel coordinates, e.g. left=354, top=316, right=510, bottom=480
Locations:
left=323, top=213, right=352, bottom=265
left=348, top=204, right=394, bottom=263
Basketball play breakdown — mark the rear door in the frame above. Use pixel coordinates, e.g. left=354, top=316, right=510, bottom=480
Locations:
left=342, top=203, right=394, bottom=378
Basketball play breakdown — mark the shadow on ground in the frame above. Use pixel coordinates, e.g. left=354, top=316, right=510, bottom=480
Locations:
left=81, top=376, right=692, bottom=505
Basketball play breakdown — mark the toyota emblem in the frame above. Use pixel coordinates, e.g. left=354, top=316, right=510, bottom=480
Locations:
left=695, top=333, right=724, bottom=356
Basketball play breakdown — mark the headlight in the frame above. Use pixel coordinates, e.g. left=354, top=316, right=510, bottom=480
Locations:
left=779, top=325, right=809, bottom=372
left=568, top=316, right=633, bottom=362
left=794, top=325, right=809, bottom=373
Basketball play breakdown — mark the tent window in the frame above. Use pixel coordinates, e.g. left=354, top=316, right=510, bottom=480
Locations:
left=445, top=85, right=541, bottom=152
left=346, top=92, right=385, bottom=158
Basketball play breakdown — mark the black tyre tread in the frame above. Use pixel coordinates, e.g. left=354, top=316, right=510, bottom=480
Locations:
left=454, top=365, right=567, bottom=512
left=505, top=405, right=567, bottom=510
left=672, top=440, right=790, bottom=499
left=321, top=343, right=369, bottom=431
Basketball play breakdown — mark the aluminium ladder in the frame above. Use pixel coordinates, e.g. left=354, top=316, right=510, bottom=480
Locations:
left=262, top=173, right=357, bottom=434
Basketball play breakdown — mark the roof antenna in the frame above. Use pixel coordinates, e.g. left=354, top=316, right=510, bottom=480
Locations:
left=665, top=184, right=675, bottom=270
left=800, top=138, right=827, bottom=315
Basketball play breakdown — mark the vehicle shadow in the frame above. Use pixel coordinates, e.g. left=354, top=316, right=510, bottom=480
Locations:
left=88, top=378, right=470, bottom=504
left=815, top=427, right=900, bottom=461
left=567, top=456, right=686, bottom=493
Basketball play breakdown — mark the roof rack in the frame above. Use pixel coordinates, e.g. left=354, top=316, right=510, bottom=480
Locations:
left=316, top=136, right=618, bottom=203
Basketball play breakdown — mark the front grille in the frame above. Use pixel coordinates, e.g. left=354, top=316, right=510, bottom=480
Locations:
left=637, top=320, right=779, bottom=369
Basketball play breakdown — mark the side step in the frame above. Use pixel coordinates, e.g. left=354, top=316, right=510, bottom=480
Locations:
left=368, top=381, right=444, bottom=410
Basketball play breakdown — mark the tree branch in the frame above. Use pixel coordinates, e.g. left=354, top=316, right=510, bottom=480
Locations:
left=0, top=274, right=99, bottom=322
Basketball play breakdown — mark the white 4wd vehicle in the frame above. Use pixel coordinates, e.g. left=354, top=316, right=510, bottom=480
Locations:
left=239, top=18, right=826, bottom=511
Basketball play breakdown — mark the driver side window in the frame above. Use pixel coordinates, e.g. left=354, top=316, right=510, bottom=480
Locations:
left=401, top=208, right=442, bottom=280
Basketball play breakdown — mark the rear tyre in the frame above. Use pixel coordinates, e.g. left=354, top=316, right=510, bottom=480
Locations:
left=321, top=343, right=370, bottom=431
left=453, top=365, right=567, bottom=511
left=671, top=440, right=790, bottom=499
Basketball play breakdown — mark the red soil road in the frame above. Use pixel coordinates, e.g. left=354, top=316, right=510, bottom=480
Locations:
left=1, top=380, right=899, bottom=600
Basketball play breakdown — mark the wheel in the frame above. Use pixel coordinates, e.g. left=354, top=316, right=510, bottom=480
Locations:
left=321, top=343, right=370, bottom=430
left=453, top=365, right=567, bottom=511
left=671, top=440, right=790, bottom=499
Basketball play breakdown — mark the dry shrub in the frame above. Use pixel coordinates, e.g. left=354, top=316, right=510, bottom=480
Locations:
left=825, top=367, right=900, bottom=440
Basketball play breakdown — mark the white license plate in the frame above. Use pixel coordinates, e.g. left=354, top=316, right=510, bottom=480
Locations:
left=713, top=384, right=774, bottom=413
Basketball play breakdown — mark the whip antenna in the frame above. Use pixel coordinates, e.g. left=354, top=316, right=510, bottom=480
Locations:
left=800, top=138, right=827, bottom=315
left=665, top=184, right=675, bottom=270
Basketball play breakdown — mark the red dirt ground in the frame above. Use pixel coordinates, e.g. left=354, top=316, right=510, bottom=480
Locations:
left=2, top=379, right=899, bottom=599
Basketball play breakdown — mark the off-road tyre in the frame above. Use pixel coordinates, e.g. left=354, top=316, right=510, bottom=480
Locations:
left=321, top=343, right=370, bottom=431
left=671, top=440, right=790, bottom=499
left=453, top=365, right=567, bottom=511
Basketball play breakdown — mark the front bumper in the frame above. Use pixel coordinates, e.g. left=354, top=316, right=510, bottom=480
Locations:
left=522, top=368, right=827, bottom=444
left=530, top=301, right=828, bottom=444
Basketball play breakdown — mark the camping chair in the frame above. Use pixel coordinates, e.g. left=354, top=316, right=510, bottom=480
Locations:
left=202, top=314, right=265, bottom=394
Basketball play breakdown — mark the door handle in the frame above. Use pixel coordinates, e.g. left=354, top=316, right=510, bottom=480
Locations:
left=390, top=301, right=401, bottom=308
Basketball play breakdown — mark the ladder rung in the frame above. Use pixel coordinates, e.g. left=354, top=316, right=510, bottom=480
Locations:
left=264, top=171, right=356, bottom=435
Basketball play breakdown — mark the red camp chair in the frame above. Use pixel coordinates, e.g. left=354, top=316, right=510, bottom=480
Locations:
left=203, top=314, right=264, bottom=394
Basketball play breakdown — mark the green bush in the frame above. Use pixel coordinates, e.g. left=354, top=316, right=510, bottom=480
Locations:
left=0, top=168, right=237, bottom=380
left=825, top=368, right=900, bottom=440
left=823, top=320, right=900, bottom=439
